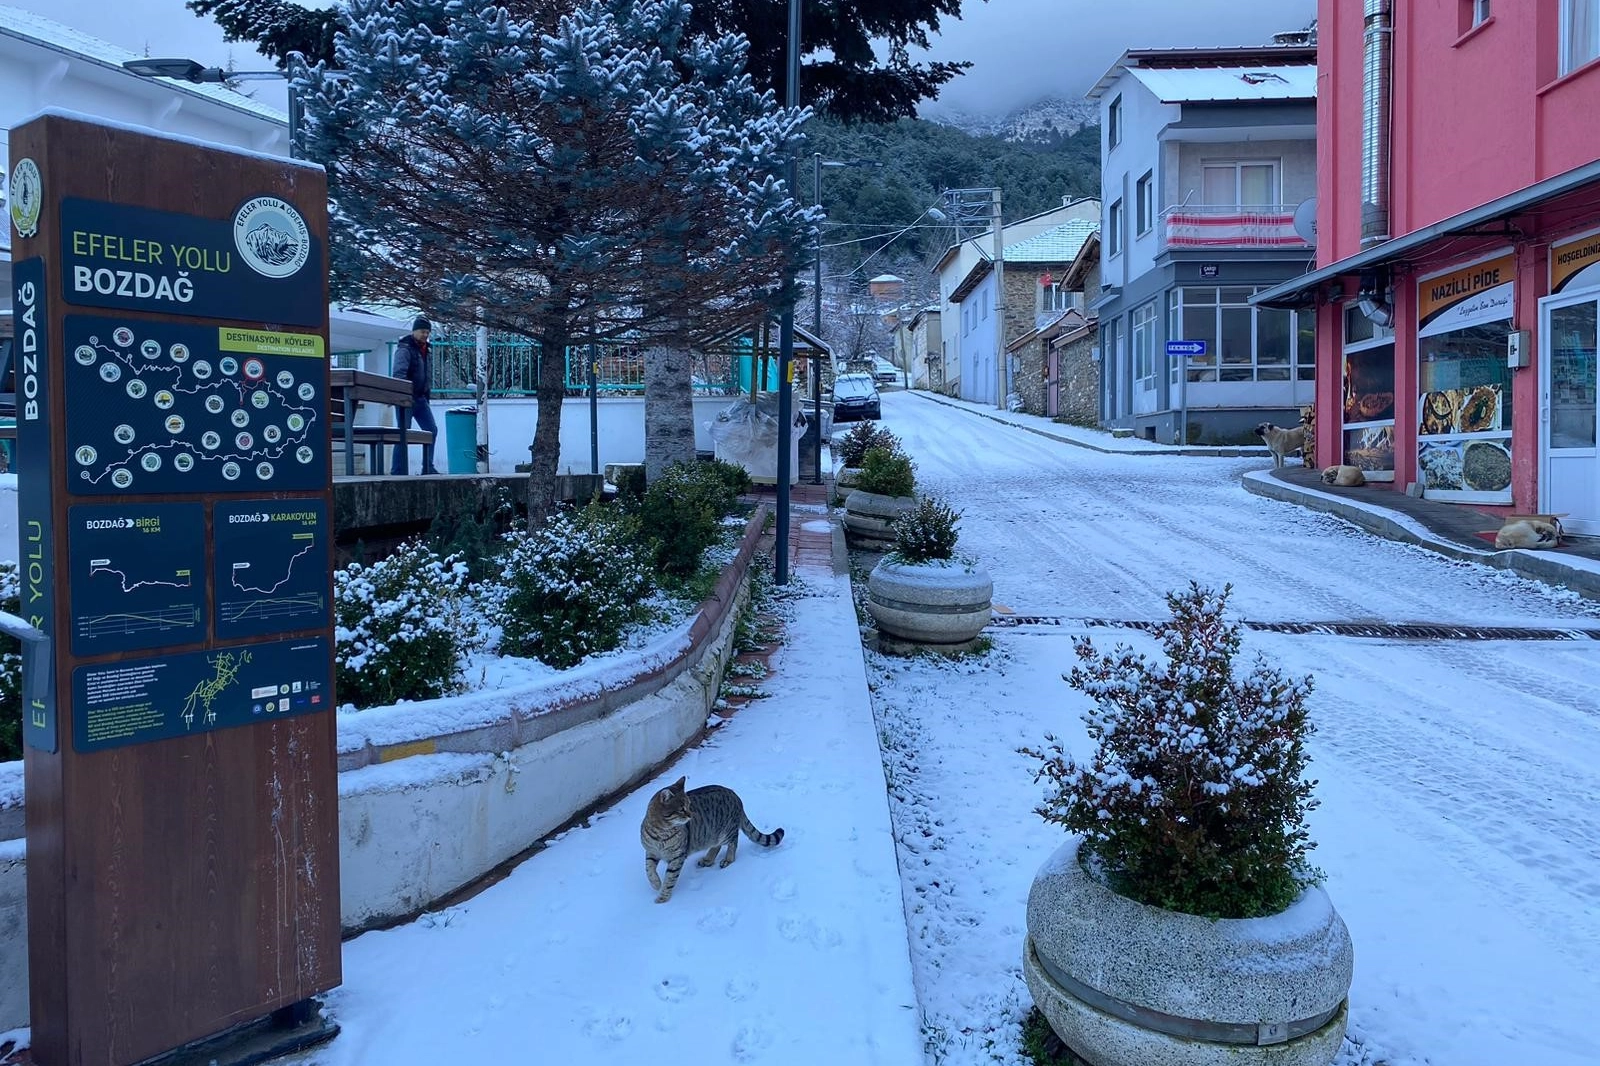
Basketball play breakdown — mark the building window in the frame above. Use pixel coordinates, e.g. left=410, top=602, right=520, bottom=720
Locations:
left=981, top=288, right=989, bottom=320
left=1041, top=280, right=1075, bottom=313
left=1136, top=171, right=1154, bottom=235
left=1167, top=290, right=1183, bottom=389
left=1472, top=0, right=1491, bottom=25
left=1170, top=286, right=1316, bottom=383
left=1108, top=96, right=1122, bottom=149
left=1201, top=161, right=1280, bottom=207
left=1562, top=0, right=1600, bottom=74
left=1108, top=199, right=1124, bottom=257
left=1132, top=300, right=1158, bottom=386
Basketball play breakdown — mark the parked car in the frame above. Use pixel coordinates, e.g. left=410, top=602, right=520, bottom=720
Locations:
left=832, top=372, right=881, bottom=422
left=873, top=359, right=902, bottom=387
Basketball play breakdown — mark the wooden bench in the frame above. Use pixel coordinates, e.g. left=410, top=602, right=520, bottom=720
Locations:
left=330, top=368, right=436, bottom=476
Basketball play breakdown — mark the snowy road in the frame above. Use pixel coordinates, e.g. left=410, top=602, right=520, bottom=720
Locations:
left=871, top=391, right=1600, bottom=1066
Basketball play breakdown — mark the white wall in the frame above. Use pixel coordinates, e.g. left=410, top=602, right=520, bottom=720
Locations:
left=1101, top=75, right=1180, bottom=289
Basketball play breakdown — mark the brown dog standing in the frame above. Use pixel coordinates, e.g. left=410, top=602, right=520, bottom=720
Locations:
left=1254, top=421, right=1308, bottom=469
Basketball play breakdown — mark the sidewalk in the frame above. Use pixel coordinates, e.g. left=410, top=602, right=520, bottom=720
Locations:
left=1244, top=466, right=1600, bottom=601
left=259, top=504, right=922, bottom=1066
left=911, top=390, right=1272, bottom=457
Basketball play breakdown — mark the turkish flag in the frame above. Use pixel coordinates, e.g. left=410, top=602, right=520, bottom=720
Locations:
left=1040, top=272, right=1053, bottom=286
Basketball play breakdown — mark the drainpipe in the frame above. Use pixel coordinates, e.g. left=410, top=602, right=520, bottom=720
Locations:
left=1360, top=0, right=1393, bottom=247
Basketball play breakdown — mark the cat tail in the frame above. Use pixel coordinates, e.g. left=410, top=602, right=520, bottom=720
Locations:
left=740, top=816, right=784, bottom=848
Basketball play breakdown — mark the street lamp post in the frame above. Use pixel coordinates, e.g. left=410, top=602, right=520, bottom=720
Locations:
left=121, top=57, right=320, bottom=158
left=775, top=0, right=802, bottom=586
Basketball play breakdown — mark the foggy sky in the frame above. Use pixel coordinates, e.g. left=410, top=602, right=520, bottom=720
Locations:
left=12, top=0, right=1317, bottom=119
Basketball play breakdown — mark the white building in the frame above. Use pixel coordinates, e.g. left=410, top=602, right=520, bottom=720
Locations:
left=1088, top=42, right=1318, bottom=443
left=0, top=5, right=405, bottom=360
left=933, top=197, right=1100, bottom=404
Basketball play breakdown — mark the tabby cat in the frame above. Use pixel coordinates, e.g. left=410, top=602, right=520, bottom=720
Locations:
left=640, top=776, right=784, bottom=903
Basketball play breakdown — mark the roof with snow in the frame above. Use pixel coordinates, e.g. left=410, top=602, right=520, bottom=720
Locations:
left=0, top=5, right=289, bottom=125
left=1004, top=219, right=1098, bottom=264
left=1126, top=64, right=1316, bottom=104
left=868, top=274, right=904, bottom=284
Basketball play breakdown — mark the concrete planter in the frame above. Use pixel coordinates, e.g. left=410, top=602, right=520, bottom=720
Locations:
left=837, top=466, right=863, bottom=490
left=842, top=490, right=914, bottom=550
left=866, top=556, right=993, bottom=650
left=1024, top=838, right=1352, bottom=1066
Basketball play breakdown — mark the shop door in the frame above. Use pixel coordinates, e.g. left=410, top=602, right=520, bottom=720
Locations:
left=1540, top=292, right=1600, bottom=535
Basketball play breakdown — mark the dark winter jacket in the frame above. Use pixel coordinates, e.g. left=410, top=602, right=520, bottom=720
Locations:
left=391, top=334, right=432, bottom=401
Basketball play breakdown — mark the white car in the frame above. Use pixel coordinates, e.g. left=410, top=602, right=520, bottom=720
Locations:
left=873, top=359, right=901, bottom=387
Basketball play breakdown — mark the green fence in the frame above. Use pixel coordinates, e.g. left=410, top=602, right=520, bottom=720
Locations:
left=384, top=337, right=748, bottom=398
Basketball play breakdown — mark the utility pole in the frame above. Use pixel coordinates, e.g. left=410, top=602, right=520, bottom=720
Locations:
left=475, top=322, right=489, bottom=473
left=992, top=187, right=1007, bottom=411
left=588, top=339, right=600, bottom=475
left=774, top=0, right=801, bottom=585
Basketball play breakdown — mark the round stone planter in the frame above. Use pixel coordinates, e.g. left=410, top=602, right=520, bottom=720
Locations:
left=837, top=466, right=863, bottom=491
left=866, top=556, right=993, bottom=651
left=842, top=490, right=913, bottom=550
left=1024, top=838, right=1353, bottom=1066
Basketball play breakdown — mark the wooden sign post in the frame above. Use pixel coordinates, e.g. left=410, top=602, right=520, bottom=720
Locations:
left=8, top=112, right=341, bottom=1066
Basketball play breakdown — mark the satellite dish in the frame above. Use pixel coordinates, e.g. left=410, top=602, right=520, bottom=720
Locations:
left=1292, top=198, right=1318, bottom=246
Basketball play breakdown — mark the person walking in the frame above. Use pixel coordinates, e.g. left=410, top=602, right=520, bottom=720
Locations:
left=391, top=316, right=439, bottom=474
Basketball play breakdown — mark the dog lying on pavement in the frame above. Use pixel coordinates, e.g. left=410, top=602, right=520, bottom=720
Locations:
left=1495, top=518, right=1560, bottom=549
left=1320, top=464, right=1367, bottom=487
left=1254, top=421, right=1308, bottom=469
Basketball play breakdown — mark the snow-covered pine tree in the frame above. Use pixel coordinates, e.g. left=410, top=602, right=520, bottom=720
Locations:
left=192, top=0, right=973, bottom=121
left=295, top=0, right=817, bottom=522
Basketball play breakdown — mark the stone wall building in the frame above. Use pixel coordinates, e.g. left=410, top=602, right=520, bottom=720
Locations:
left=1050, top=232, right=1103, bottom=426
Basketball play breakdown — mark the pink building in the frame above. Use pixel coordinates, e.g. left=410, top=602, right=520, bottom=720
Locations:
left=1257, top=1, right=1600, bottom=535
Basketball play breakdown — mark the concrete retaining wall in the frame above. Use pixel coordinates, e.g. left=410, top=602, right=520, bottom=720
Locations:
left=0, top=508, right=766, bottom=1032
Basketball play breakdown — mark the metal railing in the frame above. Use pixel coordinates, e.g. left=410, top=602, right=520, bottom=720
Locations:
left=1158, top=204, right=1310, bottom=252
left=385, top=337, right=754, bottom=397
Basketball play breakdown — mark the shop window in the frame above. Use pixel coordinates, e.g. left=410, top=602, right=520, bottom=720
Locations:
left=1563, top=0, right=1600, bottom=74
left=1170, top=286, right=1311, bottom=383
left=1296, top=316, right=1317, bottom=381
left=1133, top=300, right=1158, bottom=386
left=1415, top=255, right=1516, bottom=502
left=1341, top=303, right=1397, bottom=482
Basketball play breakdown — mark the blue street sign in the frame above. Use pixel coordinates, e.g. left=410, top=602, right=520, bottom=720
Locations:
left=1165, top=340, right=1207, bottom=357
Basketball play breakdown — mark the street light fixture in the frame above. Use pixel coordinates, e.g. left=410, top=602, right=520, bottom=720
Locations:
left=121, top=55, right=346, bottom=159
left=811, top=155, right=884, bottom=485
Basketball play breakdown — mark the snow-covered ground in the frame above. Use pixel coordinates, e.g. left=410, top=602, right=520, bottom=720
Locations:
left=869, top=391, right=1600, bottom=1066
left=270, top=567, right=924, bottom=1066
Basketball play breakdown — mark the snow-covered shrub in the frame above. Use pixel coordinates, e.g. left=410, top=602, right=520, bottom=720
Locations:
left=639, top=461, right=745, bottom=580
left=838, top=423, right=898, bottom=469
left=891, top=495, right=961, bottom=564
left=0, top=561, right=21, bottom=761
left=855, top=446, right=915, bottom=498
left=497, top=505, right=655, bottom=669
left=335, top=541, right=474, bottom=709
left=1020, top=582, right=1319, bottom=919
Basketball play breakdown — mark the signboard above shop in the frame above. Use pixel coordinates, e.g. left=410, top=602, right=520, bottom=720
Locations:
left=60, top=196, right=324, bottom=327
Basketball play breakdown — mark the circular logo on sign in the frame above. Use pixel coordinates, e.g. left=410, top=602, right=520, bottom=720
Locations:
left=8, top=158, right=42, bottom=239
left=221, top=461, right=241, bottom=481
left=201, top=431, right=222, bottom=450
left=233, top=196, right=310, bottom=279
left=174, top=453, right=194, bottom=473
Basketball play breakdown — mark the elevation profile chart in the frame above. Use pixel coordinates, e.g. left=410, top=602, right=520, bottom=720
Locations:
left=213, top=499, right=331, bottom=640
left=67, top=503, right=207, bottom=655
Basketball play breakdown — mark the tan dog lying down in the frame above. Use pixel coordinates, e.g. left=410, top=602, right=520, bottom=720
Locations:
left=1320, top=465, right=1366, bottom=487
left=1495, top=519, right=1560, bottom=550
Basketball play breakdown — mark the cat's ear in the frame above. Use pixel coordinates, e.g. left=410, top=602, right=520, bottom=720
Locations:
left=671, top=776, right=686, bottom=792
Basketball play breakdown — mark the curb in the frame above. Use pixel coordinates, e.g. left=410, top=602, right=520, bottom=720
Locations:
left=910, top=392, right=1272, bottom=458
left=1241, top=471, right=1600, bottom=602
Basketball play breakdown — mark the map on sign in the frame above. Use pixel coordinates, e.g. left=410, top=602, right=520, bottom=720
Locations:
left=72, top=636, right=331, bottom=753
left=63, top=315, right=326, bottom=495
left=67, top=503, right=207, bottom=655
left=213, top=499, right=331, bottom=640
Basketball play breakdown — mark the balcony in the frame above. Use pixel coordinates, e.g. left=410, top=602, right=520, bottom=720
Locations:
left=1158, top=204, right=1310, bottom=253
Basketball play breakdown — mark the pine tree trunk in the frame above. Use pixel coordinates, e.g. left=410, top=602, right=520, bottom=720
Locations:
left=526, top=321, right=570, bottom=528
left=644, top=335, right=697, bottom=482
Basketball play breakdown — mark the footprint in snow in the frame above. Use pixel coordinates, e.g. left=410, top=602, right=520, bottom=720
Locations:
left=777, top=914, right=842, bottom=950
left=581, top=1010, right=633, bottom=1042
left=654, top=974, right=696, bottom=1002
left=731, top=1021, right=773, bottom=1061
left=768, top=877, right=797, bottom=902
left=697, top=906, right=740, bottom=931
left=725, top=975, right=759, bottom=1001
